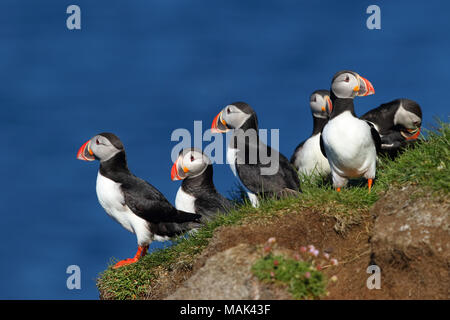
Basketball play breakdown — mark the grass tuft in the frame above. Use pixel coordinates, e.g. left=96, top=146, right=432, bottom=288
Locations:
left=252, top=254, right=327, bottom=300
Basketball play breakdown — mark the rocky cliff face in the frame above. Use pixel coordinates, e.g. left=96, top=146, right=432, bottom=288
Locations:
left=162, top=186, right=449, bottom=300
left=370, top=186, right=449, bottom=299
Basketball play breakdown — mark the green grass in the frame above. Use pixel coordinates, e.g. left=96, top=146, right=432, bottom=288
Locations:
left=376, top=121, right=450, bottom=193
left=97, top=121, right=449, bottom=300
left=251, top=254, right=327, bottom=300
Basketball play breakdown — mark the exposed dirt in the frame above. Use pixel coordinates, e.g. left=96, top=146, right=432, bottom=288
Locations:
left=370, top=186, right=449, bottom=299
left=146, top=186, right=449, bottom=300
left=148, top=209, right=375, bottom=299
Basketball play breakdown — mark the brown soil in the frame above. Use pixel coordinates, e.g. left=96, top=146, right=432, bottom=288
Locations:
left=146, top=209, right=377, bottom=299
left=145, top=187, right=449, bottom=300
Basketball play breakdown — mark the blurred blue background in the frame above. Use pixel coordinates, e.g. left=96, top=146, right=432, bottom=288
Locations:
left=0, top=0, right=448, bottom=299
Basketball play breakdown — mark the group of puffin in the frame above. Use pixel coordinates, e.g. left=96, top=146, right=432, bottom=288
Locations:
left=77, top=70, right=422, bottom=268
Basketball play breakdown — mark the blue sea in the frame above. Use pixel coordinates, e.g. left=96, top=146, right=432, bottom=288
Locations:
left=0, top=0, right=448, bottom=299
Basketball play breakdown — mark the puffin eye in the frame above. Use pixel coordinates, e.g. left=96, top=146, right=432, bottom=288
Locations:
left=227, top=107, right=231, bottom=114
left=190, top=155, right=194, bottom=162
left=344, top=75, right=350, bottom=82
left=96, top=139, right=100, bottom=145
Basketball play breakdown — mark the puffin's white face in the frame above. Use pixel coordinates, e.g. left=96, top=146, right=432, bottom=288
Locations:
left=394, top=103, right=422, bottom=140
left=211, top=104, right=252, bottom=132
left=171, top=149, right=210, bottom=180
left=310, top=93, right=332, bottom=118
left=77, top=133, right=123, bottom=162
left=394, top=105, right=422, bottom=130
left=331, top=71, right=375, bottom=99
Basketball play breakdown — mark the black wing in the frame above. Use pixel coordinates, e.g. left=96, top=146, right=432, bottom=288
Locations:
left=235, top=138, right=300, bottom=195
left=121, top=176, right=201, bottom=224
left=319, top=132, right=327, bottom=159
left=279, top=151, right=301, bottom=190
left=378, top=130, right=412, bottom=159
left=380, top=130, right=405, bottom=151
left=148, top=221, right=201, bottom=238
left=194, top=194, right=235, bottom=222
left=360, top=100, right=400, bottom=134
left=365, top=121, right=382, bottom=153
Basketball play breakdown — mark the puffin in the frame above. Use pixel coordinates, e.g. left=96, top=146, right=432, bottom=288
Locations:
left=77, top=132, right=201, bottom=269
left=211, top=102, right=301, bottom=207
left=320, top=71, right=381, bottom=192
left=171, top=148, right=234, bottom=221
left=290, top=90, right=333, bottom=177
left=360, top=99, right=422, bottom=158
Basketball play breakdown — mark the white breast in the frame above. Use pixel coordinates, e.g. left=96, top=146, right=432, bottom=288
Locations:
left=96, top=172, right=152, bottom=246
left=293, top=134, right=330, bottom=176
left=322, top=112, right=376, bottom=178
left=226, top=145, right=259, bottom=207
left=175, top=187, right=196, bottom=213
left=226, top=146, right=238, bottom=177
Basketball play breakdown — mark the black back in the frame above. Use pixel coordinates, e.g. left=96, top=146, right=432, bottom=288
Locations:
left=228, top=102, right=300, bottom=196
left=181, top=165, right=234, bottom=221
left=360, top=99, right=422, bottom=158
left=233, top=131, right=301, bottom=196
left=360, top=99, right=422, bottom=134
left=99, top=152, right=201, bottom=225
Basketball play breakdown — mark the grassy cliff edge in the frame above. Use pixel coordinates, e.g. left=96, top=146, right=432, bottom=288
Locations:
left=97, top=122, right=449, bottom=300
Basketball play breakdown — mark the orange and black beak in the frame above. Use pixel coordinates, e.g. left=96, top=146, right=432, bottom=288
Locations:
left=211, top=111, right=229, bottom=133
left=325, top=95, right=333, bottom=114
left=402, top=127, right=421, bottom=141
left=170, top=159, right=189, bottom=181
left=355, top=75, right=375, bottom=97
left=77, top=139, right=95, bottom=161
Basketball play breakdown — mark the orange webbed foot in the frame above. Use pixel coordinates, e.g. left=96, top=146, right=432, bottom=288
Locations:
left=368, top=178, right=373, bottom=193
left=113, top=258, right=138, bottom=269
left=113, top=245, right=148, bottom=269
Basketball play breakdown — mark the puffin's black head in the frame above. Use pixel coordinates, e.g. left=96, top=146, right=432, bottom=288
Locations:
left=331, top=70, right=375, bottom=99
left=171, top=148, right=211, bottom=181
left=394, top=99, right=422, bottom=140
left=211, top=102, right=258, bottom=132
left=77, top=132, right=124, bottom=162
left=310, top=90, right=332, bottom=118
